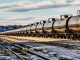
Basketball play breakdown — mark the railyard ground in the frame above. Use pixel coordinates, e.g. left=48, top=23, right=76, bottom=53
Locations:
left=0, top=35, right=80, bottom=60
left=0, top=35, right=80, bottom=42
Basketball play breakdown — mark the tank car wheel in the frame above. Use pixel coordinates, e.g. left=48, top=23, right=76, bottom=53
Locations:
left=60, top=34, right=63, bottom=39
left=79, top=34, right=80, bottom=40
left=54, top=34, right=56, bottom=38
left=77, top=34, right=80, bottom=40
left=63, top=33, right=66, bottom=39
left=55, top=34, right=58, bottom=38
left=57, top=34, right=60, bottom=38
left=43, top=34, right=46, bottom=37
left=69, top=34, right=74, bottom=40
left=66, top=34, right=70, bottom=39
left=54, top=34, right=57, bottom=38
left=52, top=34, right=54, bottom=38
left=59, top=34, right=62, bottom=38
left=72, top=34, right=76, bottom=40
left=50, top=34, right=52, bottom=37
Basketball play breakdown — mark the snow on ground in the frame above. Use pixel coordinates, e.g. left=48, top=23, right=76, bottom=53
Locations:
left=33, top=46, right=80, bottom=60
left=0, top=35, right=80, bottom=60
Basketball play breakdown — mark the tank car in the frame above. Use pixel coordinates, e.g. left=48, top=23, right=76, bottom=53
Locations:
left=53, top=15, right=69, bottom=38
left=43, top=18, right=56, bottom=37
left=65, top=16, right=80, bottom=39
left=30, top=23, right=37, bottom=36
left=26, top=25, right=31, bottom=36
left=64, top=10, right=80, bottom=39
left=18, top=27, right=27, bottom=36
left=36, top=20, right=46, bottom=37
left=9, top=28, right=22, bottom=36
left=52, top=14, right=80, bottom=39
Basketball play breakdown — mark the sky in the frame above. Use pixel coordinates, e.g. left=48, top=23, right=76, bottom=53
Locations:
left=0, top=0, right=80, bottom=25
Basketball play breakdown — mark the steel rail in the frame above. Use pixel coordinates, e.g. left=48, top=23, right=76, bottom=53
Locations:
left=0, top=38, right=50, bottom=60
left=0, top=42, right=26, bottom=60
left=13, top=44, right=50, bottom=60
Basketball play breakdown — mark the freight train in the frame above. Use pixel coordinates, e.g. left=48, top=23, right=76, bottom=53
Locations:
left=0, top=11, right=80, bottom=40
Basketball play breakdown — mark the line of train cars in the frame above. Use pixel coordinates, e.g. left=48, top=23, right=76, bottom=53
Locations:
left=0, top=12, right=80, bottom=40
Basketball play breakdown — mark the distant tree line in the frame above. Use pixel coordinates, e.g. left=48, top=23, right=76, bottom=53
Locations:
left=0, top=25, right=26, bottom=32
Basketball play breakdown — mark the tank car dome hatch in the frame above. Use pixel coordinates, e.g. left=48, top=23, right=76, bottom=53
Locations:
left=60, top=15, right=72, bottom=20
left=36, top=22, right=39, bottom=24
left=40, top=21, right=43, bottom=24
left=27, top=25, right=29, bottom=26
left=48, top=18, right=56, bottom=21
left=77, top=10, right=80, bottom=16
left=31, top=23, right=35, bottom=28
left=43, top=20, right=46, bottom=23
left=31, top=24, right=33, bottom=26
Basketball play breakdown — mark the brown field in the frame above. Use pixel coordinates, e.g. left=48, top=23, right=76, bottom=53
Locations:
left=0, top=35, right=68, bottom=42
left=0, top=35, right=80, bottom=43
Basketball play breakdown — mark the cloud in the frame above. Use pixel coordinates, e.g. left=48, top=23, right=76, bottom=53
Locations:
left=0, top=0, right=79, bottom=12
left=0, top=16, right=35, bottom=21
left=11, top=17, right=35, bottom=21
left=0, top=0, right=80, bottom=25
left=0, top=14, right=59, bottom=25
left=70, top=0, right=80, bottom=5
left=0, top=1, right=31, bottom=9
left=0, top=0, right=73, bottom=12
left=51, top=4, right=80, bottom=15
left=0, top=17, right=35, bottom=25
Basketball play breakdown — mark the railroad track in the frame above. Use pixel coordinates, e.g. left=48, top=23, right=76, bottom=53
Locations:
left=0, top=41, right=25, bottom=60
left=0, top=37, right=80, bottom=60
left=3, top=36, right=80, bottom=50
left=0, top=40, right=50, bottom=60
left=12, top=44, right=50, bottom=60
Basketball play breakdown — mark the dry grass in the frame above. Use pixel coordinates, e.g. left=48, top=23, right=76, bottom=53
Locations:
left=0, top=35, right=68, bottom=42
